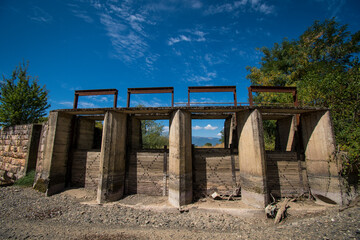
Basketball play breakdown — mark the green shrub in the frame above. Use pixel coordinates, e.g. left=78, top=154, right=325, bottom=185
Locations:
left=14, top=170, right=35, bottom=187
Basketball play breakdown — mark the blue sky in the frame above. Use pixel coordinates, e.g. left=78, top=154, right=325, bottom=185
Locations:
left=0, top=0, right=359, bottom=138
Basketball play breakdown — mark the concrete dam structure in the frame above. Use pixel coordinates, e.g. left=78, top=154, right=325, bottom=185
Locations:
left=33, top=86, right=344, bottom=208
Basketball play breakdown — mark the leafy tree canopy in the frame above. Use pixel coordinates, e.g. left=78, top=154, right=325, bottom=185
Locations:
left=141, top=119, right=168, bottom=149
left=0, top=61, right=50, bottom=127
left=246, top=18, right=360, bottom=180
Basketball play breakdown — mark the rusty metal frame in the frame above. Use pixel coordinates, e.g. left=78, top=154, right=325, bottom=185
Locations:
left=187, top=86, right=237, bottom=106
left=248, top=86, right=298, bottom=107
left=127, top=87, right=174, bottom=107
left=73, top=89, right=118, bottom=109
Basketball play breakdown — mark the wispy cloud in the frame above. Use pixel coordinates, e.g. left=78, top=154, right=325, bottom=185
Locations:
left=29, top=6, right=53, bottom=23
left=205, top=0, right=274, bottom=15
left=78, top=102, right=97, bottom=108
left=193, top=125, right=203, bottom=130
left=58, top=101, right=73, bottom=107
left=163, top=126, right=169, bottom=132
left=168, top=30, right=207, bottom=45
left=68, top=4, right=94, bottom=23
left=187, top=71, right=216, bottom=83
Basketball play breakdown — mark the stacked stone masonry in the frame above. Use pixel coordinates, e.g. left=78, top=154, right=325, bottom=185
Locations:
left=0, top=124, right=41, bottom=182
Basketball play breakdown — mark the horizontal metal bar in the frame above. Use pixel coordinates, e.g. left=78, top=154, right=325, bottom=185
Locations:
left=249, top=86, right=296, bottom=93
left=175, top=102, right=235, bottom=105
left=74, top=89, right=118, bottom=96
left=128, top=87, right=174, bottom=94
left=188, top=86, right=236, bottom=93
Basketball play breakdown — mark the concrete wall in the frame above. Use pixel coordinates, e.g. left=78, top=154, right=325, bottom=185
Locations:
left=301, top=110, right=343, bottom=204
left=168, top=110, right=192, bottom=207
left=76, top=118, right=95, bottom=150
left=236, top=109, right=269, bottom=208
left=97, top=111, right=127, bottom=203
left=192, top=148, right=239, bottom=199
left=71, top=150, right=101, bottom=191
left=0, top=124, right=42, bottom=183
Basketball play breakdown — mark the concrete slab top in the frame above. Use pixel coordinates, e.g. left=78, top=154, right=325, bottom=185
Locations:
left=52, top=106, right=328, bottom=118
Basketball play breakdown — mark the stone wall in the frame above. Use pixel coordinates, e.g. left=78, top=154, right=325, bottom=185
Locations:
left=0, top=124, right=42, bottom=182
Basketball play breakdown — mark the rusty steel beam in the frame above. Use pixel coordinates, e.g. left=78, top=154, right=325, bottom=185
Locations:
left=187, top=86, right=237, bottom=106
left=127, top=87, right=174, bottom=107
left=248, top=86, right=298, bottom=107
left=73, top=89, right=118, bottom=109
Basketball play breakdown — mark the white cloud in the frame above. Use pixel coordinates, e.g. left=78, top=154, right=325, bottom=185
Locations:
left=193, top=125, right=203, bottom=130
left=163, top=126, right=169, bottom=132
left=204, top=124, right=218, bottom=130
left=217, top=132, right=222, bottom=136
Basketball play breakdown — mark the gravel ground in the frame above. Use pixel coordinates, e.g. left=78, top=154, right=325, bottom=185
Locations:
left=0, top=186, right=359, bottom=240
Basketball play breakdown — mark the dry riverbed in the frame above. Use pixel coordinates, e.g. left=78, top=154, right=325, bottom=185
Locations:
left=0, top=186, right=359, bottom=239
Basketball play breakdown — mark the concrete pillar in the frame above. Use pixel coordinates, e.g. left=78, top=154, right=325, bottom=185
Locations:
left=301, top=111, right=343, bottom=205
left=168, top=110, right=192, bottom=207
left=38, top=112, right=73, bottom=196
left=275, top=116, right=296, bottom=152
left=236, top=109, right=269, bottom=208
left=97, top=111, right=127, bottom=203
left=76, top=117, right=95, bottom=150
left=128, top=117, right=142, bottom=150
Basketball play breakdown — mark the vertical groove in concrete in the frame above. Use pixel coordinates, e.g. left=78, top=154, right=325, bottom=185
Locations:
left=236, top=109, right=269, bottom=208
left=168, top=110, right=192, bottom=207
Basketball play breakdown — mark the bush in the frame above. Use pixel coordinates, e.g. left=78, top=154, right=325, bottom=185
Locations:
left=14, top=170, right=35, bottom=187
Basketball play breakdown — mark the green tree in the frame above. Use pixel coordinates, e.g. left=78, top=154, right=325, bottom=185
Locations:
left=141, top=120, right=169, bottom=149
left=0, top=61, right=50, bottom=127
left=219, top=129, right=225, bottom=144
left=204, top=142, right=212, bottom=147
left=246, top=18, right=360, bottom=181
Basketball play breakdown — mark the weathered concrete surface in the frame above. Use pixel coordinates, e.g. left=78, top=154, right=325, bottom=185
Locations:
left=224, top=117, right=231, bottom=148
left=128, top=117, right=142, bottom=151
left=76, top=118, right=95, bottom=150
left=301, top=110, right=343, bottom=205
left=35, top=112, right=73, bottom=195
left=236, top=109, right=269, bottom=208
left=168, top=110, right=192, bottom=207
left=276, top=115, right=296, bottom=152
left=97, top=111, right=127, bottom=203
left=224, top=114, right=237, bottom=148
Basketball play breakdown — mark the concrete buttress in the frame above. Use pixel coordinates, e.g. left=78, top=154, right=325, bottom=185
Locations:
left=168, top=110, right=192, bottom=207
left=97, top=111, right=127, bottom=203
left=301, top=110, right=344, bottom=205
left=42, top=112, right=73, bottom=196
left=236, top=109, right=269, bottom=208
